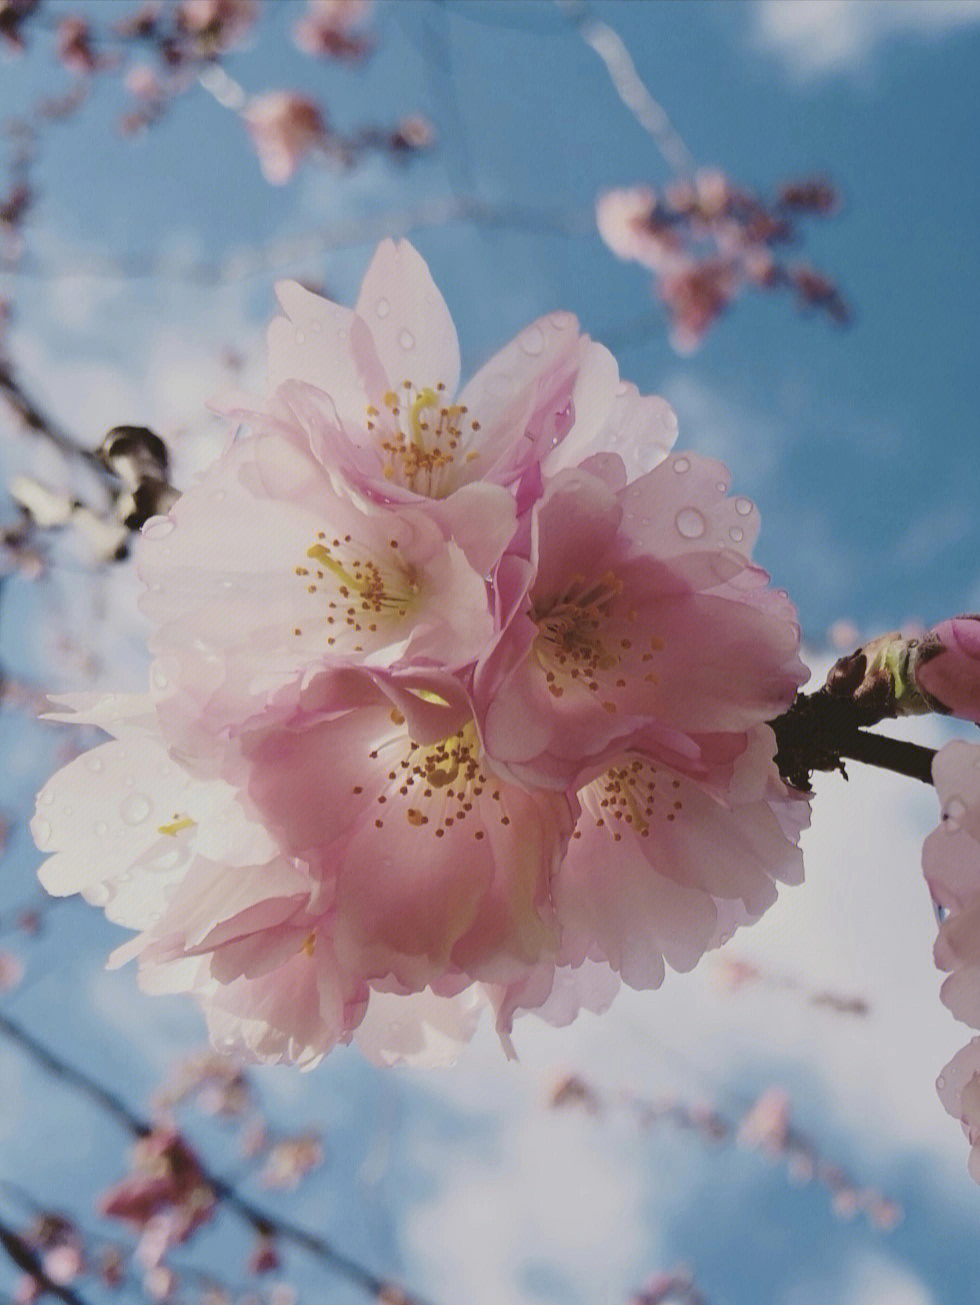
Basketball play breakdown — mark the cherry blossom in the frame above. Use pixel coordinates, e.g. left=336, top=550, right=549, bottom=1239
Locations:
left=243, top=93, right=326, bottom=185
left=33, top=239, right=809, bottom=1066
left=923, top=740, right=980, bottom=1181
left=937, top=1038, right=980, bottom=1184
left=292, top=0, right=373, bottom=62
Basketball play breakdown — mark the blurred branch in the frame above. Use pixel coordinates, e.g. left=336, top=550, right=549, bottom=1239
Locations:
left=1, top=195, right=594, bottom=283
left=0, top=1216, right=93, bottom=1305
left=0, top=363, right=106, bottom=480
left=0, top=1012, right=438, bottom=1305
left=557, top=0, right=695, bottom=177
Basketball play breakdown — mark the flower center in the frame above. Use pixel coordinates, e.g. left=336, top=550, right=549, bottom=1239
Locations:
left=576, top=757, right=685, bottom=842
left=292, top=530, right=418, bottom=649
left=365, top=381, right=482, bottom=497
left=361, top=717, right=507, bottom=841
left=532, top=571, right=624, bottom=698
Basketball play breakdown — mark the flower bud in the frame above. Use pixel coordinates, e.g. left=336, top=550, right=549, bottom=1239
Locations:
left=912, top=616, right=980, bottom=724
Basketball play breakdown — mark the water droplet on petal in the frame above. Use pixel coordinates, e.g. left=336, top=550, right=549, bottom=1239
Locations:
left=94, top=820, right=107, bottom=836
left=735, top=497, right=753, bottom=516
left=376, top=298, right=390, bottom=319
left=311, top=319, right=322, bottom=333
left=295, top=330, right=306, bottom=345
left=675, top=507, right=706, bottom=539
left=729, top=526, right=745, bottom=543
left=41, top=791, right=54, bottom=807
left=62, top=804, right=73, bottom=817
left=519, top=325, right=544, bottom=356
left=34, top=817, right=52, bottom=846
left=120, top=793, right=151, bottom=826
left=87, top=883, right=111, bottom=907
left=142, top=517, right=174, bottom=540
left=673, top=456, right=690, bottom=474
left=86, top=755, right=104, bottom=773
left=152, top=667, right=168, bottom=691
left=716, top=481, right=727, bottom=494
left=398, top=329, right=415, bottom=351
left=337, top=327, right=347, bottom=341
left=615, top=381, right=632, bottom=397
left=937, top=1074, right=946, bottom=1090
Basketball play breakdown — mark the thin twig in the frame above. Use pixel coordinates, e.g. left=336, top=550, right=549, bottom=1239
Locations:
left=0, top=1012, right=437, bottom=1305
left=556, top=0, right=695, bottom=177
left=0, top=1216, right=94, bottom=1305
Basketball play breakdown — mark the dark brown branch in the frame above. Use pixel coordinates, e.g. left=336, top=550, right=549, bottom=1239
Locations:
left=0, top=1012, right=436, bottom=1305
left=769, top=687, right=936, bottom=792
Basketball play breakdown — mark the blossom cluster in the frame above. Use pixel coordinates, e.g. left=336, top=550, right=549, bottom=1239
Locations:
left=32, top=240, right=809, bottom=1067
left=597, top=170, right=849, bottom=352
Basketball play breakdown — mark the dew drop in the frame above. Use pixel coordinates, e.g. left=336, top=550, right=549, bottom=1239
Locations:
left=295, top=330, right=306, bottom=345
left=120, top=793, right=151, bottom=826
left=673, top=456, right=690, bottom=474
left=729, top=526, right=745, bottom=543
left=87, top=883, right=110, bottom=907
left=337, top=327, right=348, bottom=341
left=62, top=804, right=73, bottom=817
left=937, top=1074, right=946, bottom=1090
left=376, top=298, right=391, bottom=319
left=34, top=817, right=52, bottom=846
left=151, top=667, right=168, bottom=691
left=86, top=755, right=104, bottom=773
left=398, top=329, right=415, bottom=351
left=616, top=381, right=632, bottom=397
left=946, top=795, right=968, bottom=821
left=675, top=507, right=706, bottom=539
left=142, top=516, right=174, bottom=540
left=311, top=319, right=322, bottom=333
left=94, top=820, right=108, bottom=837
left=41, top=790, right=54, bottom=807
left=735, top=497, right=753, bottom=516
left=519, top=325, right=544, bottom=356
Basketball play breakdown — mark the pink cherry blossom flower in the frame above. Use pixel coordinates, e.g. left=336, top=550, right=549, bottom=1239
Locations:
left=937, top=1037, right=980, bottom=1184
left=222, top=241, right=666, bottom=551
left=99, top=1128, right=215, bottom=1258
left=475, top=453, right=806, bottom=789
left=243, top=92, right=325, bottom=185
left=913, top=615, right=980, bottom=724
left=923, top=741, right=980, bottom=1181
left=137, top=423, right=498, bottom=762
left=293, top=0, right=373, bottom=62
left=923, top=741, right=980, bottom=1034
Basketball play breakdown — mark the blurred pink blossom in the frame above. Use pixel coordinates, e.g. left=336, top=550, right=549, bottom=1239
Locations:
left=293, top=0, right=373, bottom=61
left=243, top=92, right=325, bottom=184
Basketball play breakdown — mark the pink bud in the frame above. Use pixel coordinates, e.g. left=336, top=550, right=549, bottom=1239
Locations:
left=914, top=616, right=980, bottom=723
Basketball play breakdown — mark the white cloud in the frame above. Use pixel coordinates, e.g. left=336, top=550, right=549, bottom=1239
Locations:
left=785, top=1249, right=936, bottom=1305
left=753, top=0, right=980, bottom=79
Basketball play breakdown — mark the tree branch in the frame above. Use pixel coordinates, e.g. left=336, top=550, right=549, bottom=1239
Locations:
left=0, top=1012, right=437, bottom=1305
left=0, top=1217, right=93, bottom=1305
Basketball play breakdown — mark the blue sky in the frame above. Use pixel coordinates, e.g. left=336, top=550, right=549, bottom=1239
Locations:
left=1, top=3, right=979, bottom=1303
